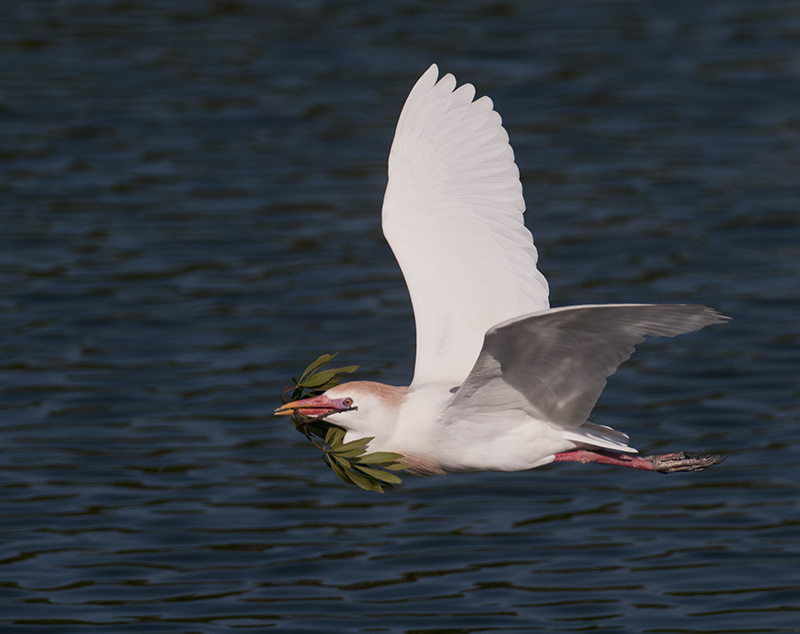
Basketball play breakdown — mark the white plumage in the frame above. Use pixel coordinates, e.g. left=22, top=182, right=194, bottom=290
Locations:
left=383, top=65, right=549, bottom=387
left=276, top=65, right=726, bottom=476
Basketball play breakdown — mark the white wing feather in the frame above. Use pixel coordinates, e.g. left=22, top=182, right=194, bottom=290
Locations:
left=382, top=65, right=549, bottom=388
left=444, top=304, right=728, bottom=451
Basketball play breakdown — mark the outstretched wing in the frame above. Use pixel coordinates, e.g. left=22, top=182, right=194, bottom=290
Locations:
left=382, top=65, right=549, bottom=388
left=445, top=304, right=728, bottom=430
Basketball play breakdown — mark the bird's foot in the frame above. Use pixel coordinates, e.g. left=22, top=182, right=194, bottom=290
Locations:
left=647, top=451, right=726, bottom=473
left=552, top=449, right=725, bottom=473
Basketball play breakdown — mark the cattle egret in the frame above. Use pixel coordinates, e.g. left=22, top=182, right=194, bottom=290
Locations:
left=275, top=65, right=726, bottom=476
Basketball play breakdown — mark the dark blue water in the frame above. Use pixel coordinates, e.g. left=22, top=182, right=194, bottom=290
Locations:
left=2, top=1, right=799, bottom=632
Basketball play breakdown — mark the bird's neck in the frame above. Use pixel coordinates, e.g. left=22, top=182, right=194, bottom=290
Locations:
left=379, top=384, right=454, bottom=464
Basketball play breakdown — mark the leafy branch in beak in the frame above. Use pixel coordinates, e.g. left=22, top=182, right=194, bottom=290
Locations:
left=280, top=353, right=409, bottom=493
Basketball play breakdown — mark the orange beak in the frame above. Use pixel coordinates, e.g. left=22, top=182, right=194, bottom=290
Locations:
left=274, top=394, right=344, bottom=418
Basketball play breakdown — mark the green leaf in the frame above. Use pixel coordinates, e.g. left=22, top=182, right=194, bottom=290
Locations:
left=336, top=436, right=372, bottom=453
left=335, top=446, right=370, bottom=459
left=324, top=426, right=346, bottom=446
left=328, top=455, right=385, bottom=492
left=381, top=462, right=412, bottom=471
left=328, top=364, right=359, bottom=376
left=293, top=353, right=359, bottom=397
left=298, top=353, right=337, bottom=384
left=300, top=365, right=359, bottom=389
left=356, top=451, right=407, bottom=465
left=304, top=421, right=333, bottom=440
left=300, top=369, right=341, bottom=388
left=353, top=465, right=403, bottom=485
left=345, top=469, right=386, bottom=493
left=331, top=455, right=352, bottom=470
left=328, top=457, right=353, bottom=484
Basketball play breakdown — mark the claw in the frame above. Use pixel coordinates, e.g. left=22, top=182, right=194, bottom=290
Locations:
left=650, top=451, right=726, bottom=473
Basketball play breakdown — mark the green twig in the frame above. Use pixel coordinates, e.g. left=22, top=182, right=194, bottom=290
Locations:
left=280, top=353, right=410, bottom=492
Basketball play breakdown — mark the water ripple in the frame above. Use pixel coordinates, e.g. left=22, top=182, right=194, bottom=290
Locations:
left=2, top=0, right=800, bottom=632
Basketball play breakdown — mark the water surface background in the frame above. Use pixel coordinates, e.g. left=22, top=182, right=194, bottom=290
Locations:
left=1, top=1, right=799, bottom=632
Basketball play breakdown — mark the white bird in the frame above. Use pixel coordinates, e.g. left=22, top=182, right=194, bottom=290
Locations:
left=275, top=65, right=726, bottom=476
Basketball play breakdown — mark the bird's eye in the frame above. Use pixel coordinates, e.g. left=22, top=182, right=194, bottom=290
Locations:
left=342, top=398, right=353, bottom=407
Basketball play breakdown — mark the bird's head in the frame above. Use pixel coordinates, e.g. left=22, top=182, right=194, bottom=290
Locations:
left=274, top=381, right=407, bottom=444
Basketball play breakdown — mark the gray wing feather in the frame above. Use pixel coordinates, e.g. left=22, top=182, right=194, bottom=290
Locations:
left=447, top=304, right=728, bottom=427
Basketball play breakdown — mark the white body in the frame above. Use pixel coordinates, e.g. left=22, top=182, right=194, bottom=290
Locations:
left=326, top=381, right=573, bottom=473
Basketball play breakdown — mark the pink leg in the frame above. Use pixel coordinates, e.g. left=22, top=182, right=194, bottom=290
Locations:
left=553, top=449, right=724, bottom=473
